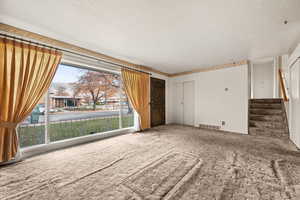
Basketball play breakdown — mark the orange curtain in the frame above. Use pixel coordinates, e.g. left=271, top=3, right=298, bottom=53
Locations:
left=0, top=38, right=62, bottom=162
left=121, top=68, right=150, bottom=130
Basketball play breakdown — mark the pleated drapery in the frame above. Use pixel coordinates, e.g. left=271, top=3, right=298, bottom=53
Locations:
left=0, top=38, right=62, bottom=162
left=121, top=68, right=150, bottom=130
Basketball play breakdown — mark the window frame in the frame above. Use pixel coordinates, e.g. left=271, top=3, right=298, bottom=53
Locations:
left=19, top=59, right=136, bottom=155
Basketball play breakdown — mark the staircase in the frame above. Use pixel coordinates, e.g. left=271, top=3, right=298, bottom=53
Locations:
left=249, top=99, right=289, bottom=138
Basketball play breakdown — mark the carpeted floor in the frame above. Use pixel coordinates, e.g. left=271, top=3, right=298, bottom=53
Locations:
left=1, top=125, right=300, bottom=200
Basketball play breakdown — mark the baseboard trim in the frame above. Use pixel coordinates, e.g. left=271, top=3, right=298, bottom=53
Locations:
left=198, top=127, right=247, bottom=135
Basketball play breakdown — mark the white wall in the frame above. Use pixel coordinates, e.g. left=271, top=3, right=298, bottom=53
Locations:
left=250, top=56, right=282, bottom=99
left=252, top=61, right=274, bottom=98
left=288, top=44, right=300, bottom=148
left=169, top=64, right=249, bottom=134
left=289, top=60, right=300, bottom=148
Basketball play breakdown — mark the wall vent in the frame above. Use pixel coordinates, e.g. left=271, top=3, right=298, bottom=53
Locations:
left=199, top=124, right=221, bottom=130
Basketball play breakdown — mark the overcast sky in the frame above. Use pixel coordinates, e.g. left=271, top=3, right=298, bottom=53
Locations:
left=52, top=64, right=85, bottom=83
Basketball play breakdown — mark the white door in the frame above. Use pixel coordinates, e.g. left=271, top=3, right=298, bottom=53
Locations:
left=252, top=61, right=274, bottom=98
left=290, top=61, right=300, bottom=148
left=174, top=83, right=183, bottom=124
left=183, top=81, right=195, bottom=126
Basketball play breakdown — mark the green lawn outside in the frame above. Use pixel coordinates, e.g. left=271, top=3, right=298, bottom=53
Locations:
left=18, top=115, right=134, bottom=148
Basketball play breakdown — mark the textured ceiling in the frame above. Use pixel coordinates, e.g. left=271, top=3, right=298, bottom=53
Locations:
left=1, top=0, right=300, bottom=73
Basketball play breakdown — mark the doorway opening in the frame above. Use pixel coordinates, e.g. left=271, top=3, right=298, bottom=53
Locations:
left=150, top=77, right=166, bottom=127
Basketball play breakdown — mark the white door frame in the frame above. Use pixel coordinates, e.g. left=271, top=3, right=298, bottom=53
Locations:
left=174, top=82, right=184, bottom=125
left=173, top=80, right=196, bottom=126
left=183, top=80, right=196, bottom=126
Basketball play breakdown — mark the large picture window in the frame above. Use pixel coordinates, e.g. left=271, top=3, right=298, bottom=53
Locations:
left=18, top=63, right=134, bottom=148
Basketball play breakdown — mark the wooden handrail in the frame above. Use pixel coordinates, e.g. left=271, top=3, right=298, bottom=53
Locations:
left=278, top=68, right=289, bottom=102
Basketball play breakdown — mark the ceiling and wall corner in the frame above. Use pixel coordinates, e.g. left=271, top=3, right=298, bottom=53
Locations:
left=169, top=60, right=248, bottom=77
left=1, top=0, right=300, bottom=75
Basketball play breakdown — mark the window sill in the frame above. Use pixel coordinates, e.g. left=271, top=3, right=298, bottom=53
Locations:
left=21, top=127, right=136, bottom=159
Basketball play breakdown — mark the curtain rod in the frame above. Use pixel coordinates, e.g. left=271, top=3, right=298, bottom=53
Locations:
left=0, top=33, right=151, bottom=75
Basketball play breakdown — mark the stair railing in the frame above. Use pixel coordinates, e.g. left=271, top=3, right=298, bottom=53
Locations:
left=278, top=68, right=289, bottom=102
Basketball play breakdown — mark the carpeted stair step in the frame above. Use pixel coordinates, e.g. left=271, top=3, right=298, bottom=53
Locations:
left=249, top=98, right=289, bottom=138
left=250, top=98, right=282, bottom=104
left=250, top=108, right=283, bottom=115
left=249, top=120, right=285, bottom=129
left=249, top=127, right=288, bottom=138
left=249, top=114, right=283, bottom=122
left=250, top=103, right=282, bottom=109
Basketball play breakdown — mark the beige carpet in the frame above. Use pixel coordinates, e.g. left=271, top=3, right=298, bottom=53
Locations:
left=1, top=125, right=300, bottom=200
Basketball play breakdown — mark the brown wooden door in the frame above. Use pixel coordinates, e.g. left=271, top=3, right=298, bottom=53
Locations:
left=150, top=77, right=166, bottom=127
